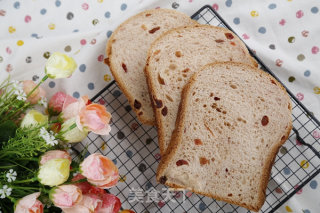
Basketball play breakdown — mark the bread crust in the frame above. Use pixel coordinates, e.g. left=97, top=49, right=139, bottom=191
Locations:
left=106, top=9, right=197, bottom=126
left=156, top=62, right=292, bottom=211
left=145, top=25, right=258, bottom=154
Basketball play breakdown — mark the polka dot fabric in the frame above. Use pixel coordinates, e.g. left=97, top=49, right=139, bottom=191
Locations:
left=0, top=0, right=319, bottom=212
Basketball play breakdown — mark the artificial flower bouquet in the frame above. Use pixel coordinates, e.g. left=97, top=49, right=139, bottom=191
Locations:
left=0, top=53, right=134, bottom=213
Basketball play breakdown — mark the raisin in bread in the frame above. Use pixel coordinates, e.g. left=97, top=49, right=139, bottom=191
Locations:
left=106, top=9, right=197, bottom=125
left=157, top=62, right=292, bottom=211
left=145, top=25, right=257, bottom=154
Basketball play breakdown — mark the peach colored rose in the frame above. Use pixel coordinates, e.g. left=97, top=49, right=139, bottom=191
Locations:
left=39, top=150, right=71, bottom=166
left=77, top=103, right=111, bottom=135
left=50, top=185, right=82, bottom=208
left=80, top=153, right=119, bottom=189
left=62, top=96, right=112, bottom=136
left=48, top=91, right=77, bottom=115
left=62, top=194, right=102, bottom=213
left=22, top=80, right=46, bottom=104
left=14, top=192, right=43, bottom=213
left=96, top=193, right=121, bottom=213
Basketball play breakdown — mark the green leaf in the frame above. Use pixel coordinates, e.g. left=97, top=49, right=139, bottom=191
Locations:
left=0, top=120, right=17, bottom=143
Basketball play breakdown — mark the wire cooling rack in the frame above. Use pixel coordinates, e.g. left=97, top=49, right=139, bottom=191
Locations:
left=72, top=5, right=320, bottom=213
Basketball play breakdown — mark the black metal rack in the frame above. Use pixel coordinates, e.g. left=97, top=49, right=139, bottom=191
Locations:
left=73, top=5, right=320, bottom=213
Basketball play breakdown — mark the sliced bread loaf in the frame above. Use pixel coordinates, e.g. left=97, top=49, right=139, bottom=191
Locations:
left=106, top=9, right=197, bottom=125
left=145, top=25, right=257, bottom=154
left=156, top=62, right=292, bottom=211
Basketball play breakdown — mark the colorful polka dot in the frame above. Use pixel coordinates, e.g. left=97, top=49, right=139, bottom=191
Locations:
left=296, top=10, right=304, bottom=18
left=113, top=90, right=121, bottom=97
left=121, top=3, right=127, bottom=11
left=212, top=4, right=219, bottom=11
left=138, top=163, right=147, bottom=172
left=199, top=202, right=207, bottom=211
left=288, top=76, right=295, bottom=82
left=288, top=36, right=295, bottom=43
left=297, top=54, right=305, bottom=61
left=294, top=185, right=303, bottom=194
left=158, top=201, right=165, bottom=208
left=269, top=44, right=276, bottom=50
left=311, top=6, right=319, bottom=14
left=285, top=205, right=293, bottom=212
left=280, top=146, right=288, bottom=154
left=104, top=74, right=112, bottom=81
left=303, top=210, right=311, bottom=213
left=268, top=3, right=277, bottom=9
left=283, top=166, right=291, bottom=175
left=63, top=46, right=71, bottom=52
left=279, top=19, right=286, bottom=26
left=17, top=40, right=24, bottom=46
left=314, top=87, right=320, bottom=94
left=13, top=1, right=20, bottom=9
left=66, top=12, right=74, bottom=20
left=300, top=160, right=309, bottom=169
left=233, top=17, right=240, bottom=24
left=172, top=2, right=179, bottom=9
left=117, top=131, right=125, bottom=139
left=80, top=39, right=87, bottom=45
left=296, top=93, right=304, bottom=101
left=24, top=15, right=31, bottom=23
left=311, top=46, right=319, bottom=54
left=145, top=181, right=152, bottom=190
left=8, top=26, right=16, bottom=33
left=105, top=11, right=111, bottom=18
left=304, top=70, right=311, bottom=77
left=126, top=150, right=133, bottom=158
left=82, top=3, right=89, bottom=10
left=310, top=180, right=318, bottom=189
left=48, top=23, right=56, bottom=30
left=107, top=30, right=112, bottom=38
left=258, top=27, right=266, bottom=34
left=73, top=91, right=80, bottom=98
left=92, top=19, right=99, bottom=25
left=0, top=56, right=3, bottom=63
left=225, top=0, right=232, bottom=7
left=251, top=10, right=259, bottom=17
left=88, top=82, right=94, bottom=90
left=79, top=64, right=86, bottom=72
left=146, top=138, right=152, bottom=145
left=49, top=81, right=55, bottom=88
left=55, top=0, right=61, bottom=7
left=40, top=8, right=47, bottom=15
left=43, top=51, right=50, bottom=59
left=25, top=56, right=32, bottom=63
left=112, top=159, right=117, bottom=165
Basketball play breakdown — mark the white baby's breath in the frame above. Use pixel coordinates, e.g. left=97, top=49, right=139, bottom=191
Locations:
left=0, top=185, right=12, bottom=199
left=10, top=80, right=27, bottom=101
left=6, top=169, right=17, bottom=182
left=39, top=97, right=48, bottom=108
left=40, top=127, right=58, bottom=146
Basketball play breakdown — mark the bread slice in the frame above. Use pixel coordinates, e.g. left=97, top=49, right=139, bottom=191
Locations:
left=157, top=62, right=292, bottom=211
left=145, top=25, right=258, bottom=154
left=106, top=9, right=197, bottom=125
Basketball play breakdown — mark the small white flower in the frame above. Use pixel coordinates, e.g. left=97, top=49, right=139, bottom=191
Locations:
left=6, top=169, right=17, bottom=182
left=39, top=97, right=48, bottom=108
left=39, top=127, right=58, bottom=146
left=10, top=80, right=27, bottom=101
left=0, top=185, right=12, bottom=199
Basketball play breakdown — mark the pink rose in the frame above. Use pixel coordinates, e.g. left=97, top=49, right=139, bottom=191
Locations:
left=62, top=194, right=102, bottom=213
left=62, top=96, right=112, bottom=135
left=50, top=185, right=82, bottom=208
left=48, top=92, right=77, bottom=115
left=14, top=192, right=43, bottom=213
left=80, top=153, right=119, bottom=189
left=40, top=150, right=71, bottom=165
left=22, top=80, right=46, bottom=104
left=96, top=193, right=121, bottom=213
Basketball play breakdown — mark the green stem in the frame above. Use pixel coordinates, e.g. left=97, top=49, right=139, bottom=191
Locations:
left=8, top=160, right=35, bottom=173
left=7, top=196, right=17, bottom=203
left=14, top=177, right=37, bottom=183
left=57, top=123, right=77, bottom=137
left=12, top=186, right=40, bottom=190
left=26, top=75, right=48, bottom=98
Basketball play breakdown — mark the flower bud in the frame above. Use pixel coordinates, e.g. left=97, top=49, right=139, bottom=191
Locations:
left=20, top=110, right=48, bottom=128
left=38, top=158, right=71, bottom=186
left=45, top=52, right=77, bottom=79
left=14, top=192, right=43, bottom=213
left=50, top=185, right=82, bottom=208
left=61, top=117, right=88, bottom=143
